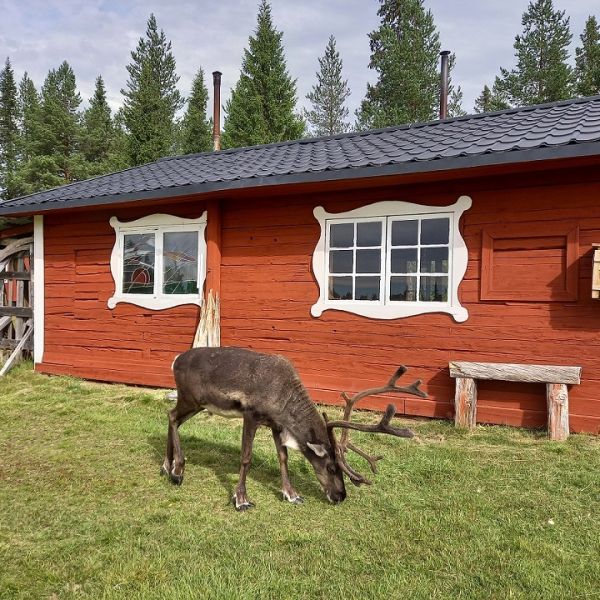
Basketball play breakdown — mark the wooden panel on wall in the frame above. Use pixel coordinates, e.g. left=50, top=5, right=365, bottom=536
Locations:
left=481, top=222, right=579, bottom=301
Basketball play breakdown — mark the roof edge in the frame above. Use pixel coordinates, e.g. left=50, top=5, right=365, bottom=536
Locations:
left=2, top=141, right=599, bottom=217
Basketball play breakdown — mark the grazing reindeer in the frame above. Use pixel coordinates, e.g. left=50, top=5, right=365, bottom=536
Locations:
left=163, top=347, right=426, bottom=510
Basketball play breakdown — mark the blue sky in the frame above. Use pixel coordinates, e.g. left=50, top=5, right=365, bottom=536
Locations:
left=0, top=0, right=597, bottom=122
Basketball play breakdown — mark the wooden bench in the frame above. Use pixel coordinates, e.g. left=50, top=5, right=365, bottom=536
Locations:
left=449, top=361, right=582, bottom=441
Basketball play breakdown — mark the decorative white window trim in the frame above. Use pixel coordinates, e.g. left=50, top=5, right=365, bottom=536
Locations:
left=311, top=196, right=471, bottom=322
left=108, top=213, right=207, bottom=311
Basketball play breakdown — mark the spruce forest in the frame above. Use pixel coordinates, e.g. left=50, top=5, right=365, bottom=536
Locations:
left=1, top=0, right=599, bottom=201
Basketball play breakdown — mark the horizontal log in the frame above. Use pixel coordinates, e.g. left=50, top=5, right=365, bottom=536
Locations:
left=1, top=271, right=31, bottom=280
left=0, top=306, right=33, bottom=318
left=449, top=361, right=581, bottom=385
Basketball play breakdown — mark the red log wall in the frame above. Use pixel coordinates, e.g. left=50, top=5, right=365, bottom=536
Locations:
left=38, top=169, right=600, bottom=433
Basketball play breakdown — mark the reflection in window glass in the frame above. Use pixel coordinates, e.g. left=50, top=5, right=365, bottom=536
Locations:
left=390, top=276, right=418, bottom=301
left=421, top=218, right=449, bottom=245
left=123, top=233, right=155, bottom=294
left=330, top=223, right=354, bottom=247
left=329, top=276, right=352, bottom=300
left=356, top=249, right=381, bottom=273
left=329, top=250, right=353, bottom=274
left=391, top=248, right=418, bottom=273
left=356, top=276, right=380, bottom=300
left=420, top=247, right=448, bottom=273
left=357, top=222, right=382, bottom=246
left=163, top=232, right=199, bottom=294
left=419, top=276, right=448, bottom=302
left=391, top=220, right=418, bottom=246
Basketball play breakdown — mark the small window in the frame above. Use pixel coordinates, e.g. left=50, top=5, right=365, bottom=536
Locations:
left=311, top=197, right=471, bottom=322
left=108, top=213, right=207, bottom=310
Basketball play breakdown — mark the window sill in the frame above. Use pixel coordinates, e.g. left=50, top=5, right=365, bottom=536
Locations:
left=311, top=300, right=468, bottom=322
left=108, top=294, right=202, bottom=311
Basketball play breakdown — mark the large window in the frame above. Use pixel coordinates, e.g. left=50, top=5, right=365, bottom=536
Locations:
left=311, top=197, right=471, bottom=322
left=108, top=213, right=207, bottom=310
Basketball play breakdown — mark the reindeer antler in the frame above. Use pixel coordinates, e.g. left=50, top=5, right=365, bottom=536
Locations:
left=326, top=366, right=427, bottom=486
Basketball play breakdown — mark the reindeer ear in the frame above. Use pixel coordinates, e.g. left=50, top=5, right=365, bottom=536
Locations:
left=307, top=442, right=328, bottom=457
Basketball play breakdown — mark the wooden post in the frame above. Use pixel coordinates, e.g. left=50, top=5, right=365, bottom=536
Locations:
left=454, top=377, right=477, bottom=428
left=546, top=383, right=569, bottom=441
left=205, top=199, right=221, bottom=297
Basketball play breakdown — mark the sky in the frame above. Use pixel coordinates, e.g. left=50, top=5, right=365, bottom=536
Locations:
left=0, top=0, right=598, bottom=123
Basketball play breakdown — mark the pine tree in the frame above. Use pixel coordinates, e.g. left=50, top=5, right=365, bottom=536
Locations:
left=81, top=76, right=118, bottom=176
left=473, top=83, right=510, bottom=113
left=496, top=0, right=573, bottom=107
left=305, top=35, right=351, bottom=136
left=122, top=14, right=183, bottom=164
left=222, top=0, right=304, bottom=148
left=356, top=0, right=441, bottom=129
left=17, top=73, right=40, bottom=164
left=179, top=68, right=212, bottom=154
left=575, top=15, right=600, bottom=97
left=13, top=61, right=87, bottom=194
left=0, top=58, right=20, bottom=199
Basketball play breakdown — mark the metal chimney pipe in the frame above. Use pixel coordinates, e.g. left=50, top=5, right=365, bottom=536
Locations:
left=439, top=51, right=450, bottom=120
left=212, top=71, right=222, bottom=151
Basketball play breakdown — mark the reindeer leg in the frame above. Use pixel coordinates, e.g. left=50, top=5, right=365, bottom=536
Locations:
left=272, top=429, right=303, bottom=504
left=165, top=404, right=202, bottom=485
left=233, top=414, right=259, bottom=511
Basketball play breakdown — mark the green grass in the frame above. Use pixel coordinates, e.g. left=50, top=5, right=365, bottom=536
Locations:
left=0, top=363, right=599, bottom=600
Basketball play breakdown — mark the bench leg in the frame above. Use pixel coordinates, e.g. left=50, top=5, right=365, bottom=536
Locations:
left=546, top=383, right=569, bottom=441
left=454, top=377, right=477, bottom=429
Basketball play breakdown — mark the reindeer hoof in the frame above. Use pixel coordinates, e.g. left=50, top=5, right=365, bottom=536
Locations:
left=233, top=496, right=254, bottom=511
left=282, top=491, right=304, bottom=505
left=169, top=472, right=184, bottom=485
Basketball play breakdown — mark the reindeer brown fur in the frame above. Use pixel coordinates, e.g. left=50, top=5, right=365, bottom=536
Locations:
left=163, top=347, right=426, bottom=510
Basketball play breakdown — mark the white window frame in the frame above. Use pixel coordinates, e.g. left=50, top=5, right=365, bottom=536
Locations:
left=108, top=213, right=207, bottom=311
left=311, top=197, right=471, bottom=322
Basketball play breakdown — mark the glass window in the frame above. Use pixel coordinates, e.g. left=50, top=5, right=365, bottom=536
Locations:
left=109, top=213, right=207, bottom=311
left=163, top=231, right=199, bottom=295
left=123, top=233, right=155, bottom=294
left=311, top=197, right=471, bottom=322
left=328, top=220, right=384, bottom=302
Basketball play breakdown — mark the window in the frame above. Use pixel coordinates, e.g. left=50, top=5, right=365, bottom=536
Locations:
left=311, top=197, right=471, bottom=322
left=108, top=213, right=207, bottom=310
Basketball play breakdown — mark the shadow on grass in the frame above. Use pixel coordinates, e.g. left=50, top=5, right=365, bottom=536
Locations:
left=147, top=433, right=326, bottom=505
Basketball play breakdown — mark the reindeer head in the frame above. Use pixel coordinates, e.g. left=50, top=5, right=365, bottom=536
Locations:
left=301, top=438, right=347, bottom=504
left=323, top=365, right=427, bottom=490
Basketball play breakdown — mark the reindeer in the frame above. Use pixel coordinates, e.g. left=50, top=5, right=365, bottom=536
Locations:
left=163, top=347, right=427, bottom=510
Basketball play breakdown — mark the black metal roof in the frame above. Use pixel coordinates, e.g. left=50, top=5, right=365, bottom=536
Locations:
left=1, top=95, right=600, bottom=216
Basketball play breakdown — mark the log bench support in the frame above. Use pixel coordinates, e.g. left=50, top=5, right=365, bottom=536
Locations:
left=449, top=362, right=582, bottom=441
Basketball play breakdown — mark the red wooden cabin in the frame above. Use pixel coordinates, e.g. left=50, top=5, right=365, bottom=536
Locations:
left=1, top=96, right=600, bottom=433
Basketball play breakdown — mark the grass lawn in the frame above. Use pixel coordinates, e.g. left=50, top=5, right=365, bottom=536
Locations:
left=0, top=363, right=599, bottom=599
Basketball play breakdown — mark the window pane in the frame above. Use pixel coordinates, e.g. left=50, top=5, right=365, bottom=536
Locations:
left=330, top=223, right=354, bottom=248
left=356, top=249, right=381, bottom=274
left=329, top=250, right=353, bottom=274
left=355, top=276, right=380, bottom=301
left=391, top=248, right=418, bottom=273
left=391, top=220, right=418, bottom=246
left=329, top=276, right=352, bottom=300
left=419, top=276, right=448, bottom=302
left=389, top=276, right=417, bottom=301
left=421, top=218, right=449, bottom=245
left=163, top=232, right=199, bottom=295
left=420, top=247, right=449, bottom=273
left=357, top=222, right=382, bottom=246
left=123, top=233, right=155, bottom=294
